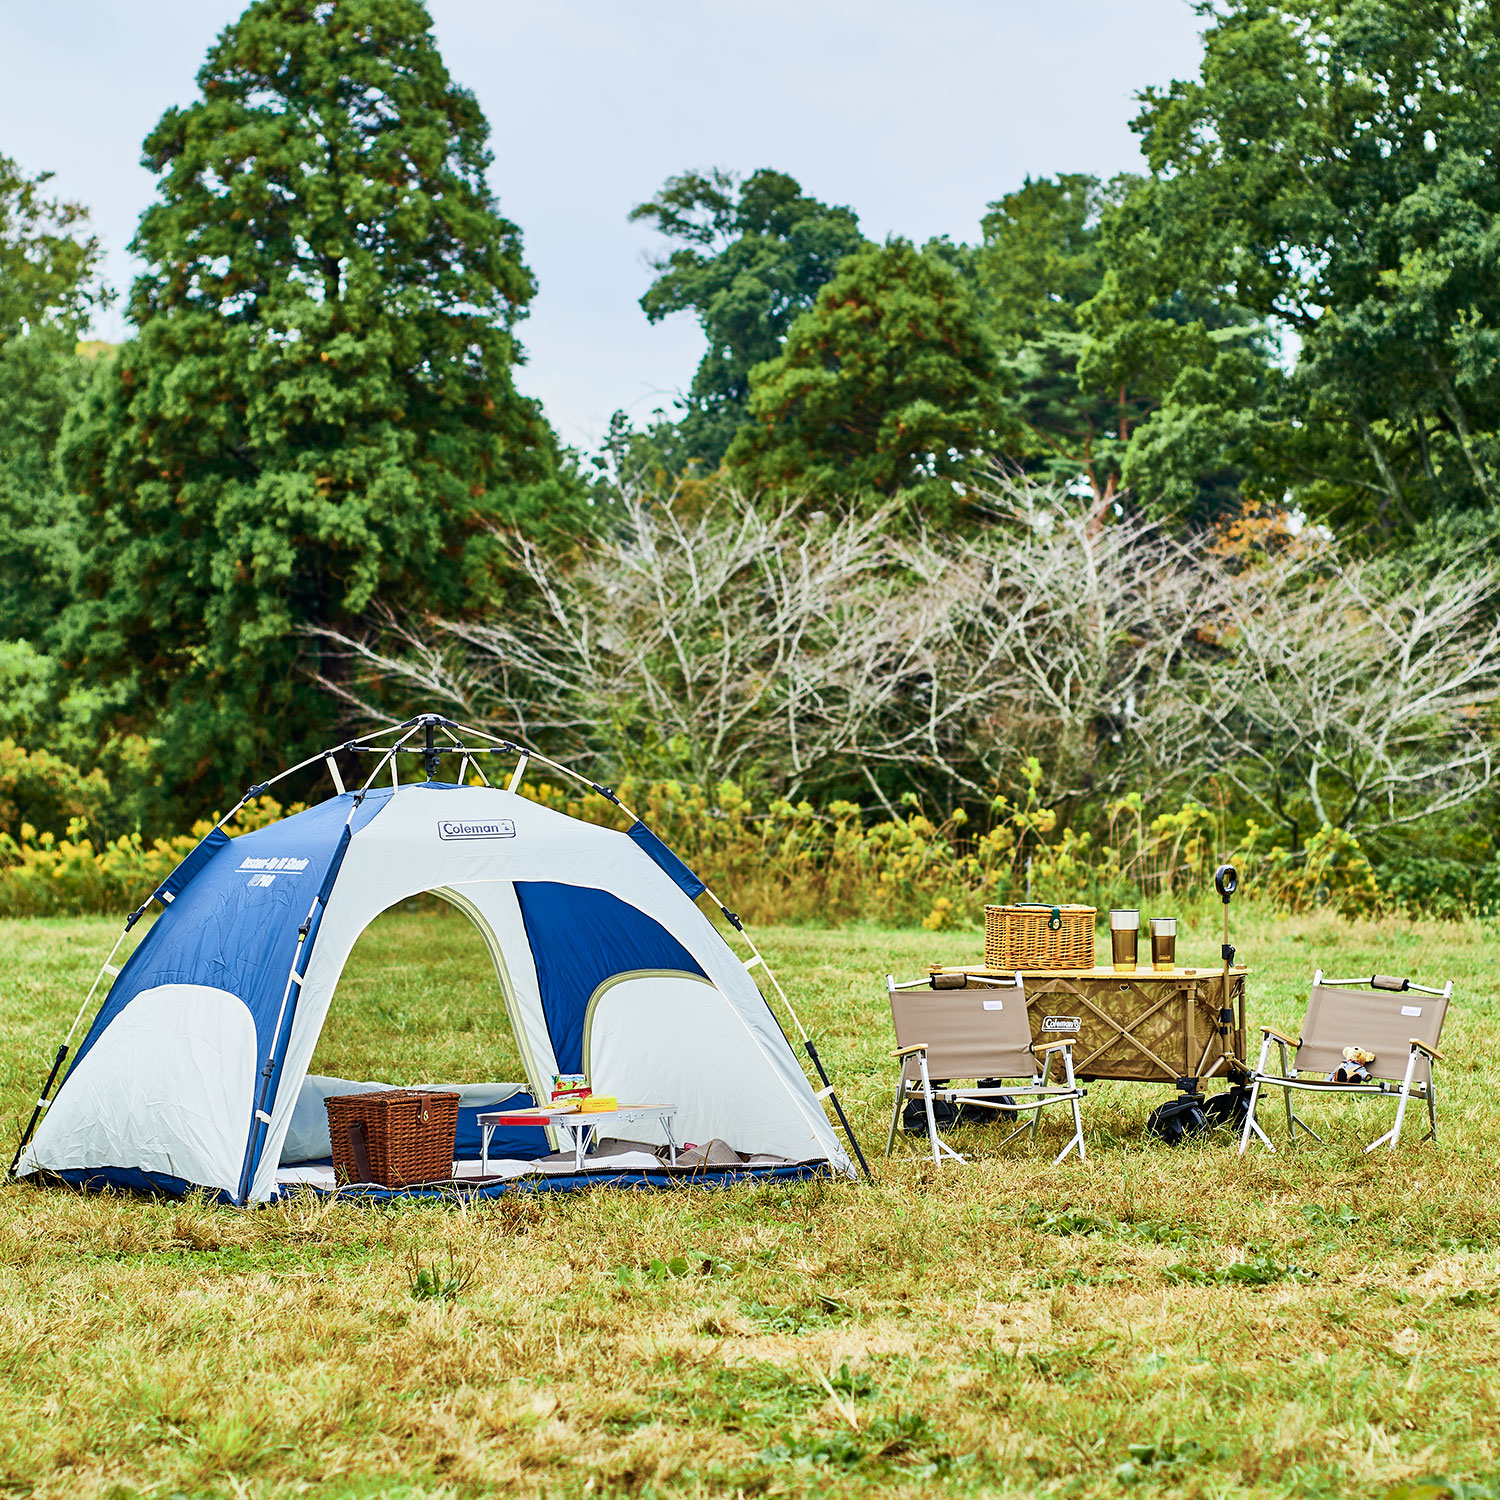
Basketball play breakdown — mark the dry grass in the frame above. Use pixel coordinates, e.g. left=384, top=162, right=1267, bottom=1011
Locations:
left=0, top=904, right=1497, bottom=1498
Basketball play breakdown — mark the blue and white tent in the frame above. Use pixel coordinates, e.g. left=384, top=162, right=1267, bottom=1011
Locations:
left=12, top=718, right=861, bottom=1203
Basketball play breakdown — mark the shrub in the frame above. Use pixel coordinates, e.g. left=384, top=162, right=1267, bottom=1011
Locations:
left=0, top=795, right=299, bottom=918
left=0, top=739, right=111, bottom=841
left=0, top=771, right=1443, bottom=923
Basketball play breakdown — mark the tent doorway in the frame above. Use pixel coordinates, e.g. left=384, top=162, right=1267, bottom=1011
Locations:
left=307, top=894, right=526, bottom=1086
left=279, top=892, right=551, bottom=1183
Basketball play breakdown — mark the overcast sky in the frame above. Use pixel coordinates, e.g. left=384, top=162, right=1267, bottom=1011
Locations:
left=0, top=1, right=1206, bottom=453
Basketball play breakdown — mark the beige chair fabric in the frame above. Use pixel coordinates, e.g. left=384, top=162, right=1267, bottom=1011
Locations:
left=887, top=981, right=1038, bottom=1081
left=1239, top=971, right=1453, bottom=1155
left=885, top=975, right=1087, bottom=1168
left=1294, top=983, right=1447, bottom=1087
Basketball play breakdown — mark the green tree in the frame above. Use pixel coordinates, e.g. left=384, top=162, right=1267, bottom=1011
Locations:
left=974, top=173, right=1155, bottom=505
left=630, top=168, right=867, bottom=468
left=1086, top=0, right=1500, bottom=536
left=0, top=153, right=106, bottom=342
left=727, top=239, right=1014, bottom=518
left=0, top=156, right=107, bottom=703
left=58, top=0, right=576, bottom=827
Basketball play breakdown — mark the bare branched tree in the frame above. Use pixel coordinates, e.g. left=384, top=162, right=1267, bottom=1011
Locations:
left=313, top=477, right=1500, bottom=842
left=909, top=481, right=1231, bottom=808
left=1189, top=552, right=1500, bottom=844
left=317, top=493, right=1001, bottom=799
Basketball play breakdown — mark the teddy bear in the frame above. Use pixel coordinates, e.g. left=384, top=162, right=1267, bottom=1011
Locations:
left=1329, top=1045, right=1376, bottom=1083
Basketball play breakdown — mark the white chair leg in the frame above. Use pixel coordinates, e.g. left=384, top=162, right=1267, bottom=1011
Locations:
left=1239, top=1078, right=1275, bottom=1155
left=1368, top=1048, right=1420, bottom=1153
left=1057, top=1048, right=1085, bottom=1164
left=1054, top=1093, right=1085, bottom=1165
left=1030, top=1052, right=1051, bottom=1143
left=1273, top=1039, right=1321, bottom=1142
left=1273, top=1040, right=1309, bottom=1139
left=1239, top=1036, right=1275, bottom=1156
left=917, top=1053, right=962, bottom=1167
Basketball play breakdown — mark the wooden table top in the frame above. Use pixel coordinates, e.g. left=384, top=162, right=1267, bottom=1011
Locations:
left=928, top=964, right=1250, bottom=980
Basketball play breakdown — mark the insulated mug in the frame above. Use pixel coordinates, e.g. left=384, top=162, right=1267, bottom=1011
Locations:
left=1150, top=917, right=1177, bottom=972
left=1109, top=909, right=1139, bottom=972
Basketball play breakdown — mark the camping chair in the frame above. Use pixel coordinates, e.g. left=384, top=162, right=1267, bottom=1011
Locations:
left=1238, top=971, right=1453, bottom=1156
left=884, top=975, right=1087, bottom=1167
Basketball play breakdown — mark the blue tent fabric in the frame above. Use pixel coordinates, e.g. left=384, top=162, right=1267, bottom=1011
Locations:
left=149, top=826, right=232, bottom=911
left=514, top=881, right=707, bottom=1074
left=61, top=790, right=396, bottom=1204
left=35, top=1160, right=830, bottom=1205
left=626, top=821, right=707, bottom=899
left=67, top=791, right=391, bottom=1086
left=30, top=1165, right=236, bottom=1204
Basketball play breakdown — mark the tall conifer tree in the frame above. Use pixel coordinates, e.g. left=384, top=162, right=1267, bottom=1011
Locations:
left=60, top=0, right=571, bottom=824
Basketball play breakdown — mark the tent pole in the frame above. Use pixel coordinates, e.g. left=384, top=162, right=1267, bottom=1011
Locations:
left=214, top=721, right=412, bottom=832
left=715, top=916, right=870, bottom=1179
left=803, top=1038, right=871, bottom=1178
left=9, top=927, right=132, bottom=1177
left=356, top=724, right=423, bottom=795
left=439, top=724, right=488, bottom=786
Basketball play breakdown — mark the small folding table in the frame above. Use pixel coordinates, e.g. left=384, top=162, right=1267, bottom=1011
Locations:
left=476, top=1104, right=680, bottom=1173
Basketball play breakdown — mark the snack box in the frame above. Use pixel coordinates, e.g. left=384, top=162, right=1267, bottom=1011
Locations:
left=551, top=1072, right=592, bottom=1102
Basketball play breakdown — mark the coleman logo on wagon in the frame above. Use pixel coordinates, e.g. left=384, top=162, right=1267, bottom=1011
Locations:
left=438, top=819, right=516, bottom=841
left=1041, top=1016, right=1082, bottom=1033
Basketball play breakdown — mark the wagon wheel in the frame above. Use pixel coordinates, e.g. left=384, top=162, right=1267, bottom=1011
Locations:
left=1145, top=1093, right=1210, bottom=1146
left=1201, top=1083, right=1253, bottom=1132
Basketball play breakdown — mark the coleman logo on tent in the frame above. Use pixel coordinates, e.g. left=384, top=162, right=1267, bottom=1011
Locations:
left=1041, top=1016, right=1082, bottom=1033
left=238, top=855, right=311, bottom=887
left=438, top=819, right=516, bottom=841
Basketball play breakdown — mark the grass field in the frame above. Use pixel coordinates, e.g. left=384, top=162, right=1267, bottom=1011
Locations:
left=0, top=902, right=1497, bottom=1499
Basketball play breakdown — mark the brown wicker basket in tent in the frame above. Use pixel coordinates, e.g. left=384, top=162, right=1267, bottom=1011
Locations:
left=325, top=1090, right=460, bottom=1188
left=984, top=903, right=1096, bottom=970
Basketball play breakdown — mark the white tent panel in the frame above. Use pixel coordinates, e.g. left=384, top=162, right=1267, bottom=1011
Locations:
left=23, top=984, right=257, bottom=1196
left=584, top=972, right=820, bottom=1158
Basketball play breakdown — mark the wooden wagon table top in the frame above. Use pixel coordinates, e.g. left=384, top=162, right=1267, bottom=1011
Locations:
left=929, top=964, right=1250, bottom=980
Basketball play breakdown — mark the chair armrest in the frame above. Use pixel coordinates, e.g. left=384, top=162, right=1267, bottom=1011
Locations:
left=1410, top=1038, right=1445, bottom=1063
left=1260, top=1026, right=1299, bottom=1048
left=892, top=1043, right=928, bottom=1059
left=1034, top=1040, right=1073, bottom=1056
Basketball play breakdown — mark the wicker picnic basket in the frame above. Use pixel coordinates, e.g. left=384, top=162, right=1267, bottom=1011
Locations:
left=325, top=1090, right=460, bottom=1188
left=984, top=903, right=1096, bottom=969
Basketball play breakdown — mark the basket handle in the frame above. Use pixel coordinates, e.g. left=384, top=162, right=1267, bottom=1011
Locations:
left=347, top=1119, right=373, bottom=1183
left=1013, top=902, right=1063, bottom=931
